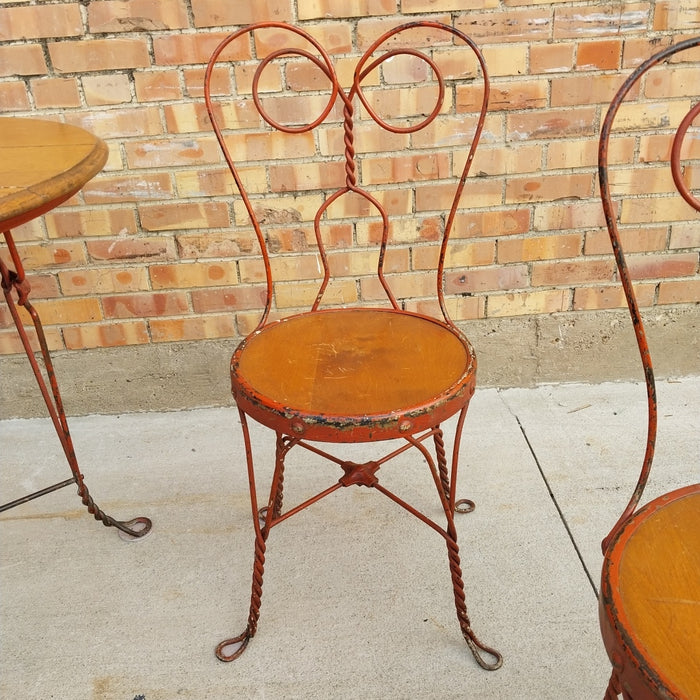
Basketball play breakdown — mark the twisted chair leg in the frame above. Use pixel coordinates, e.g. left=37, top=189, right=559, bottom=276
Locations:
left=216, top=529, right=267, bottom=661
left=433, top=428, right=451, bottom=502
left=604, top=671, right=622, bottom=700
left=443, top=516, right=503, bottom=670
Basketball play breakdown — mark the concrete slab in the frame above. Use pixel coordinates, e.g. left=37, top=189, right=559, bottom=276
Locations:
left=2, top=379, right=695, bottom=699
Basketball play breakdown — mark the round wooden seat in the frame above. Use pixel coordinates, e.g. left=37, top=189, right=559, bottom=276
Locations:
left=231, top=308, right=476, bottom=442
left=599, top=485, right=700, bottom=699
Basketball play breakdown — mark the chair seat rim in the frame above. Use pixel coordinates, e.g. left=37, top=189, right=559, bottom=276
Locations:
left=230, top=307, right=477, bottom=441
left=599, top=483, right=700, bottom=700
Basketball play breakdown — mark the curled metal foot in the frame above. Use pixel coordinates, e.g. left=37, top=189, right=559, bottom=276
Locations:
left=216, top=627, right=252, bottom=662
left=463, top=631, right=503, bottom=671
left=116, top=516, right=153, bottom=541
left=455, top=498, right=475, bottom=514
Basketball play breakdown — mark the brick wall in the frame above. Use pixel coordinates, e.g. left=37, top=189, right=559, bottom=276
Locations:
left=1, top=0, right=699, bottom=359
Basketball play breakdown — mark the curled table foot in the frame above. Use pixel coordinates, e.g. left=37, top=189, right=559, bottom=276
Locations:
left=216, top=627, right=252, bottom=662
left=463, top=631, right=503, bottom=670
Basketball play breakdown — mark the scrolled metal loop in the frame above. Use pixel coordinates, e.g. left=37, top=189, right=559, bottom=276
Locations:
left=671, top=100, right=700, bottom=212
left=252, top=47, right=339, bottom=134
left=354, top=48, right=445, bottom=134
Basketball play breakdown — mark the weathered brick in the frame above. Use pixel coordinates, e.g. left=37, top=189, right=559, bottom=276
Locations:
left=28, top=297, right=102, bottom=324
left=191, top=0, right=294, bottom=27
left=153, top=32, right=246, bottom=66
left=88, top=0, right=189, bottom=33
left=150, top=315, right=237, bottom=342
left=508, top=107, right=598, bottom=141
left=506, top=173, right=592, bottom=203
left=531, top=259, right=617, bottom=287
left=49, top=38, right=151, bottom=72
left=445, top=265, right=529, bottom=294
left=63, top=321, right=150, bottom=349
left=45, top=209, right=138, bottom=239
left=498, top=234, right=582, bottom=263
left=31, top=77, right=81, bottom=109
left=102, top=291, right=189, bottom=319
left=134, top=70, right=183, bottom=102
left=0, top=81, right=30, bottom=110
left=82, top=74, right=132, bottom=106
left=191, top=287, right=267, bottom=313
left=488, top=289, right=569, bottom=317
left=65, top=107, right=162, bottom=139
left=0, top=44, right=47, bottom=77
left=657, top=279, right=700, bottom=304
left=0, top=4, right=82, bottom=41
left=87, top=237, right=176, bottom=263
left=138, top=201, right=230, bottom=232
left=573, top=285, right=647, bottom=311
left=150, top=260, right=238, bottom=289
left=576, top=40, right=622, bottom=71
left=530, top=43, right=575, bottom=74
left=553, top=4, right=650, bottom=40
left=83, top=173, right=174, bottom=205
left=456, top=9, right=552, bottom=44
left=58, top=267, right=150, bottom=296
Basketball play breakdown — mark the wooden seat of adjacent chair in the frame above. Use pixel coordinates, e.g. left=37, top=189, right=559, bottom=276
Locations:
left=232, top=308, right=475, bottom=442
left=600, top=485, right=700, bottom=699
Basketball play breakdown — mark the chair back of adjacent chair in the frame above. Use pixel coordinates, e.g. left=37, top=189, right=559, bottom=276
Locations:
left=204, top=21, right=489, bottom=331
left=598, top=36, right=700, bottom=554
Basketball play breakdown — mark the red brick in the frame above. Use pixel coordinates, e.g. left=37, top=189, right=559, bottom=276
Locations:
left=0, top=4, right=82, bottom=41
left=191, top=287, right=267, bottom=313
left=551, top=74, right=625, bottom=107
left=445, top=265, right=529, bottom=294
left=65, top=107, right=162, bottom=139
left=499, top=234, right=582, bottom=264
left=531, top=260, right=617, bottom=287
left=88, top=0, right=189, bottom=33
left=149, top=315, right=237, bottom=342
left=488, top=289, right=569, bottom=317
left=58, top=268, right=150, bottom=296
left=49, top=38, right=151, bottom=72
left=657, top=279, right=700, bottom=304
left=576, top=40, right=622, bottom=71
left=456, top=9, right=552, bottom=44
left=83, top=173, right=174, bottom=205
left=31, top=77, right=81, bottom=109
left=134, top=70, right=183, bottom=102
left=153, top=32, right=249, bottom=66
left=150, top=261, right=238, bottom=289
left=508, top=108, right=597, bottom=141
left=0, top=44, right=47, bottom=77
left=530, top=43, right=575, bottom=74
left=0, top=81, right=30, bottom=111
left=356, top=16, right=452, bottom=51
left=627, top=253, right=698, bottom=280
left=82, top=74, right=132, bottom=106
left=506, top=173, right=592, bottom=203
left=102, top=292, right=189, bottom=319
left=299, top=0, right=397, bottom=20
left=45, top=209, right=138, bottom=239
left=553, top=4, right=650, bottom=40
left=63, top=321, right=150, bottom=349
left=87, top=237, right=176, bottom=263
left=138, top=201, right=230, bottom=232
left=191, top=0, right=293, bottom=27
left=125, top=138, right=222, bottom=169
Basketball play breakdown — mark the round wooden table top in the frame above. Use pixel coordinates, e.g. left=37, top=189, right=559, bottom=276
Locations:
left=0, top=117, right=108, bottom=231
left=232, top=308, right=476, bottom=440
left=614, top=486, right=700, bottom=698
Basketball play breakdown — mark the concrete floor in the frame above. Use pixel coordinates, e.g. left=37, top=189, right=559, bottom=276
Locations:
left=1, top=377, right=698, bottom=700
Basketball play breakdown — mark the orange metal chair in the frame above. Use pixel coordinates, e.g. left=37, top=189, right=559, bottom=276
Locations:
left=597, top=37, right=700, bottom=700
left=204, top=21, right=502, bottom=670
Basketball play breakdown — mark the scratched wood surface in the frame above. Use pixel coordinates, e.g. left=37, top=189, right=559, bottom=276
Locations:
left=0, top=117, right=108, bottom=230
left=235, top=308, right=473, bottom=416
